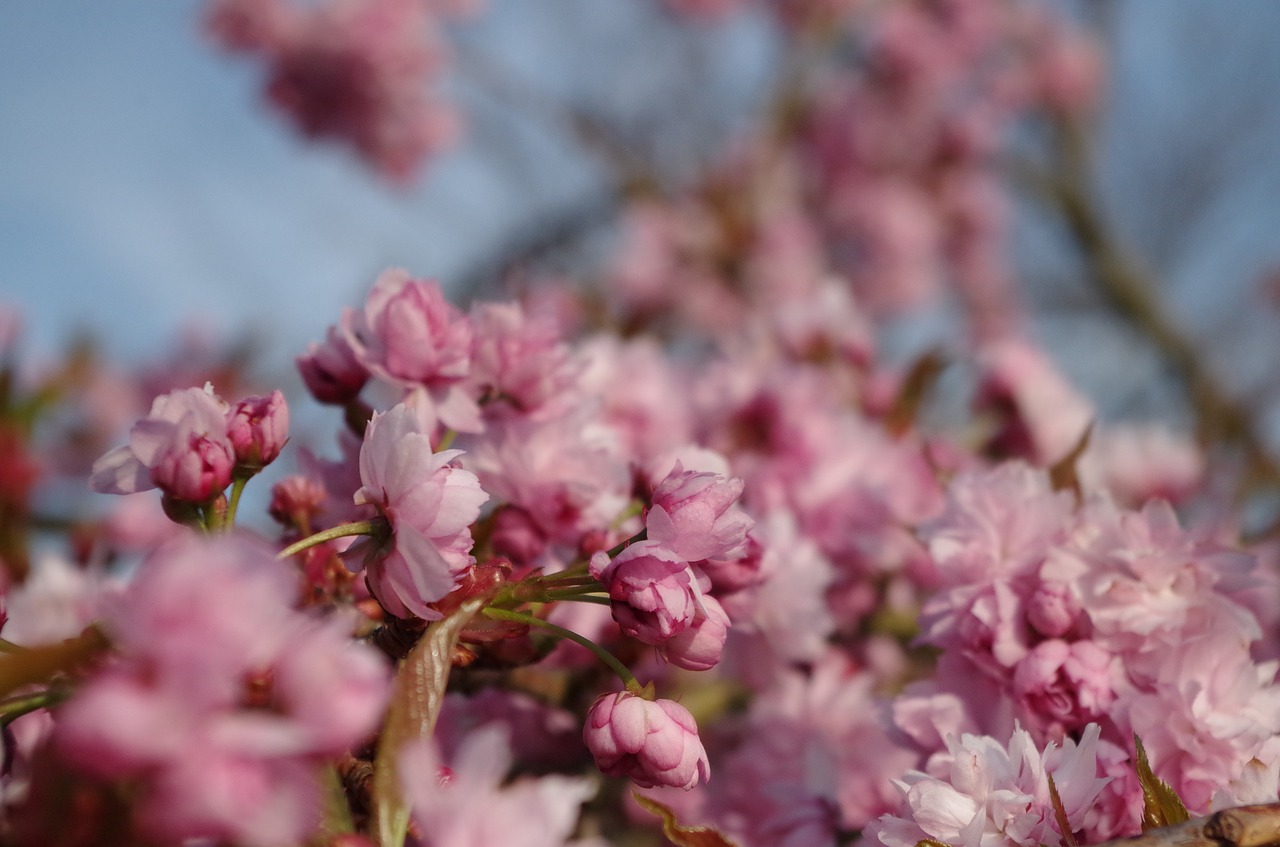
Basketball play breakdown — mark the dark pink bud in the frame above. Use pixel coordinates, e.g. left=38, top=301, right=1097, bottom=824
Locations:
left=226, top=390, right=290, bottom=469
left=583, top=691, right=709, bottom=790
left=297, top=326, right=368, bottom=405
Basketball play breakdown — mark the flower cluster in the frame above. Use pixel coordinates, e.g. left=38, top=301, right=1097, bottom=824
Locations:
left=42, top=535, right=389, bottom=846
left=3, top=1, right=1277, bottom=845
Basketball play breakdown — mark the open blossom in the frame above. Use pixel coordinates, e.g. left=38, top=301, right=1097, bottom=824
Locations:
left=89, top=384, right=235, bottom=503
left=583, top=692, right=710, bottom=790
left=400, top=726, right=593, bottom=847
left=342, top=269, right=480, bottom=431
left=350, top=403, right=488, bottom=619
left=53, top=534, right=391, bottom=847
left=873, top=723, right=1111, bottom=847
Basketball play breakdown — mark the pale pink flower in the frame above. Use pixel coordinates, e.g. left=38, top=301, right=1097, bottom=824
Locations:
left=873, top=724, right=1110, bottom=847
left=343, top=269, right=480, bottom=431
left=461, top=407, right=631, bottom=555
left=89, top=384, right=235, bottom=503
left=577, top=335, right=695, bottom=465
left=1011, top=640, right=1117, bottom=738
left=400, top=726, right=593, bottom=847
left=583, top=692, right=710, bottom=790
left=467, top=300, right=579, bottom=417
left=54, top=534, right=391, bottom=847
left=974, top=339, right=1093, bottom=466
left=351, top=403, right=488, bottom=619
left=647, top=461, right=752, bottom=563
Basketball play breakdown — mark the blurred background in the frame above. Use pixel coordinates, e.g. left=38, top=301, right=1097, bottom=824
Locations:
left=3, top=0, right=1280, bottom=427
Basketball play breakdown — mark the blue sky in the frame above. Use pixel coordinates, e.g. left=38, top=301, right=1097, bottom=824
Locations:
left=2, top=0, right=1280, bottom=424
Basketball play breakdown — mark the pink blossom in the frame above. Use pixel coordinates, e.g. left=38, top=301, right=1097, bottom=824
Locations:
left=461, top=407, right=631, bottom=556
left=53, top=534, right=390, bottom=846
left=296, top=325, right=369, bottom=404
left=225, top=390, right=290, bottom=468
left=974, top=339, right=1093, bottom=466
left=399, top=726, right=594, bottom=847
left=351, top=403, right=488, bottom=619
left=873, top=724, right=1110, bottom=847
left=467, top=300, right=579, bottom=417
left=1011, top=640, right=1117, bottom=737
left=583, top=692, right=710, bottom=790
left=342, top=269, right=480, bottom=431
left=89, top=384, right=235, bottom=503
left=216, top=0, right=460, bottom=182
left=647, top=461, right=752, bottom=563
left=590, top=541, right=704, bottom=646
left=664, top=594, right=730, bottom=671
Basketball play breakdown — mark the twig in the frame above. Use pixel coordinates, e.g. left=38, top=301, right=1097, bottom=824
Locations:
left=1030, top=119, right=1280, bottom=500
left=1091, top=804, right=1280, bottom=847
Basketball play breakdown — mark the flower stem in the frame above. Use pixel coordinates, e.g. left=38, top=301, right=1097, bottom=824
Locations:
left=0, top=688, right=65, bottom=725
left=605, top=528, right=646, bottom=559
left=277, top=520, right=381, bottom=560
left=224, top=475, right=249, bottom=530
left=436, top=428, right=458, bottom=451
left=541, top=588, right=611, bottom=604
left=481, top=607, right=642, bottom=693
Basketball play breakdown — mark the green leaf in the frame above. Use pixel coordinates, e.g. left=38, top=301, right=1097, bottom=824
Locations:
left=1133, top=734, right=1191, bottom=831
left=370, top=598, right=485, bottom=847
left=633, top=793, right=741, bottom=847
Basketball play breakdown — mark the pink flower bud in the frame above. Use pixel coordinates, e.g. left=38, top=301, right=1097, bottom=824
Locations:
left=662, top=594, right=729, bottom=671
left=269, top=475, right=327, bottom=528
left=297, top=326, right=368, bottom=405
left=647, top=461, right=752, bottom=563
left=583, top=692, right=710, bottom=790
left=150, top=431, right=235, bottom=503
left=590, top=541, right=702, bottom=645
left=226, top=390, right=290, bottom=469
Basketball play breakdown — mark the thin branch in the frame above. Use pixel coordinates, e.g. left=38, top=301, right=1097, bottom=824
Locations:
left=1091, top=804, right=1280, bottom=847
left=1029, top=119, right=1280, bottom=499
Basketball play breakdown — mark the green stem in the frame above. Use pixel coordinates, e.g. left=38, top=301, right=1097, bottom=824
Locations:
left=0, top=639, right=28, bottom=654
left=482, top=607, right=642, bottom=693
left=0, top=688, right=64, bottom=725
left=436, top=428, right=458, bottom=451
left=605, top=528, right=646, bottom=559
left=224, top=476, right=249, bottom=530
left=277, top=520, right=381, bottom=560
left=541, top=588, right=611, bottom=604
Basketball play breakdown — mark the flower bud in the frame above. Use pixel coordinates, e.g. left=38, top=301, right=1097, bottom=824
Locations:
left=663, top=594, right=729, bottom=671
left=151, top=430, right=234, bottom=503
left=297, top=326, right=368, bottom=405
left=591, top=541, right=701, bottom=645
left=269, top=475, right=326, bottom=529
left=226, top=390, right=290, bottom=469
left=583, top=692, right=710, bottom=790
